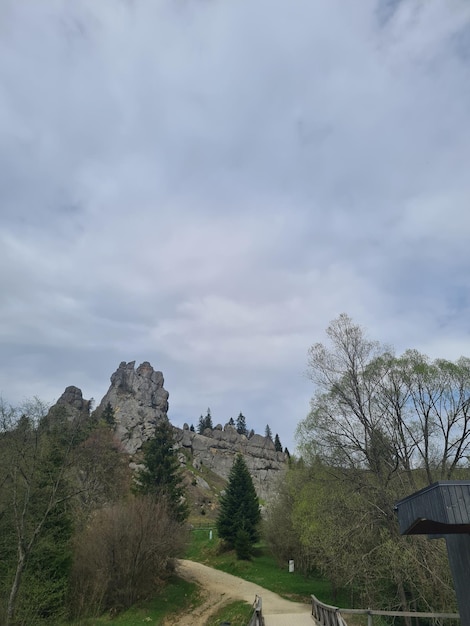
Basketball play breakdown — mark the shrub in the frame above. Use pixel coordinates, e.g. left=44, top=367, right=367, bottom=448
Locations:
left=70, top=496, right=187, bottom=617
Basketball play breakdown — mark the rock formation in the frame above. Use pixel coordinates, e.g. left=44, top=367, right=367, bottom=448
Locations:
left=175, top=424, right=286, bottom=501
left=51, top=385, right=91, bottom=421
left=51, top=360, right=287, bottom=499
left=95, top=361, right=169, bottom=454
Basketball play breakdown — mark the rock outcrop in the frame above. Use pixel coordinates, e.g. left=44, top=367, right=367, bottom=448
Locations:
left=95, top=361, right=169, bottom=454
left=51, top=360, right=287, bottom=499
left=175, top=424, right=286, bottom=501
left=51, top=385, right=91, bottom=421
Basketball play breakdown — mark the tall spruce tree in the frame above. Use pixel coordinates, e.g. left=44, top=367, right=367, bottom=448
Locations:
left=265, top=424, right=273, bottom=440
left=135, top=420, right=188, bottom=523
left=197, top=408, right=213, bottom=434
left=217, top=454, right=260, bottom=558
left=236, top=412, right=247, bottom=435
left=204, top=408, right=213, bottom=430
left=274, top=433, right=282, bottom=451
left=197, top=415, right=205, bottom=434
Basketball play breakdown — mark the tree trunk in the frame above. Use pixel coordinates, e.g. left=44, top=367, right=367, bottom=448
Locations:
left=6, top=551, right=26, bottom=626
left=397, top=578, right=412, bottom=626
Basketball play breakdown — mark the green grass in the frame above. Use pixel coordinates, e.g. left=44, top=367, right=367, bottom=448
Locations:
left=205, top=600, right=254, bottom=626
left=186, top=528, right=345, bottom=605
left=65, top=576, right=200, bottom=625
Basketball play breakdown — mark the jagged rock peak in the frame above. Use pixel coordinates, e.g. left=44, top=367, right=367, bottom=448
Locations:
left=47, top=385, right=91, bottom=423
left=96, top=361, right=169, bottom=454
left=56, top=385, right=90, bottom=413
left=109, top=361, right=164, bottom=396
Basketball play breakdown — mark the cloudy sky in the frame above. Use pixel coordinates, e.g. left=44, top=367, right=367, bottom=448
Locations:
left=1, top=0, right=470, bottom=452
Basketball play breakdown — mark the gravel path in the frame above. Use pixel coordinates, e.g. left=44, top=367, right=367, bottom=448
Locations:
left=172, top=559, right=313, bottom=626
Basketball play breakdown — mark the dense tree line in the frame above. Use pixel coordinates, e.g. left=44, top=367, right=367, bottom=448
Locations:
left=0, top=400, right=187, bottom=624
left=266, top=314, right=467, bottom=616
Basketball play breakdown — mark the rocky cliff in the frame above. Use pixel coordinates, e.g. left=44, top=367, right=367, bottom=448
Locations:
left=176, top=423, right=286, bottom=501
left=52, top=360, right=286, bottom=499
left=95, top=360, right=169, bottom=454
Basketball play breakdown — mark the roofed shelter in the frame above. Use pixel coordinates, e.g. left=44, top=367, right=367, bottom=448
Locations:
left=396, top=481, right=470, bottom=626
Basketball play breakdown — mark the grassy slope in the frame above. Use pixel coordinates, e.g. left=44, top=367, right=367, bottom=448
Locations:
left=186, top=527, right=344, bottom=605
left=65, top=577, right=199, bottom=625
left=205, top=600, right=254, bottom=626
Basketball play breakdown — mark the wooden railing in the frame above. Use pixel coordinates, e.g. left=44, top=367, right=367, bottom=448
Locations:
left=311, top=594, right=460, bottom=626
left=247, top=594, right=263, bottom=626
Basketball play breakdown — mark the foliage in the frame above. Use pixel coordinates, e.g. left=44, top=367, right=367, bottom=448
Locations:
left=217, top=455, right=260, bottom=557
left=274, top=433, right=282, bottom=451
left=71, top=425, right=131, bottom=525
left=100, top=402, right=115, bottom=426
left=265, top=424, right=273, bottom=440
left=134, top=419, right=188, bottom=522
left=288, top=314, right=465, bottom=613
left=0, top=399, right=88, bottom=625
left=0, top=400, right=190, bottom=625
left=198, top=408, right=213, bottom=434
left=70, top=497, right=187, bottom=617
left=236, top=412, right=247, bottom=435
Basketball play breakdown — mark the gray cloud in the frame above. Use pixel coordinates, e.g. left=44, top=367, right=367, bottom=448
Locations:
left=1, top=0, right=470, bottom=451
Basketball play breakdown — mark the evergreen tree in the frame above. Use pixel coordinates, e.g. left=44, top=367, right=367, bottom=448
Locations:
left=0, top=402, right=81, bottom=625
left=274, top=433, right=282, bottom=452
left=189, top=424, right=195, bottom=432
left=216, top=454, right=260, bottom=558
left=198, top=409, right=213, bottom=433
left=236, top=412, right=247, bottom=435
left=197, top=415, right=205, bottom=434
left=284, top=447, right=290, bottom=458
left=135, top=420, right=188, bottom=522
left=265, top=424, right=273, bottom=440
left=204, top=408, right=213, bottom=430
left=101, top=402, right=115, bottom=426
left=228, top=417, right=235, bottom=426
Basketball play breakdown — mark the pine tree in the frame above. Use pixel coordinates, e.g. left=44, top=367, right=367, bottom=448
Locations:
left=228, top=417, right=235, bottom=426
left=204, top=408, right=213, bottom=430
left=284, top=447, right=290, bottom=458
left=101, top=402, right=115, bottom=426
left=190, top=424, right=195, bottom=432
left=135, top=420, right=188, bottom=522
left=197, top=415, right=205, bottom=434
left=217, top=454, right=260, bottom=558
left=198, top=409, right=213, bottom=433
left=274, top=433, right=282, bottom=452
left=265, top=424, right=273, bottom=440
left=236, top=412, right=247, bottom=435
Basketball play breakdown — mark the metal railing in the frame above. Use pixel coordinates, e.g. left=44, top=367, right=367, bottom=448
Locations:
left=311, top=594, right=460, bottom=626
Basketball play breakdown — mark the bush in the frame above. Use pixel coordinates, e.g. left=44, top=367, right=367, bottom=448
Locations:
left=69, top=496, right=187, bottom=618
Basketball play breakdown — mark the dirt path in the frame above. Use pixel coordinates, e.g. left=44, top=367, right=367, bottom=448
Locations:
left=168, top=559, right=313, bottom=626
